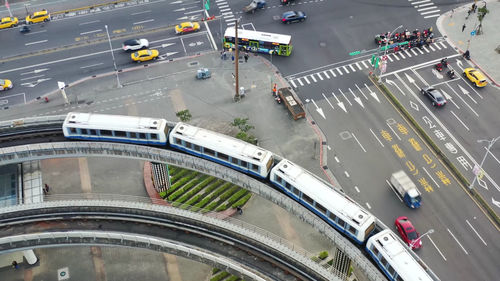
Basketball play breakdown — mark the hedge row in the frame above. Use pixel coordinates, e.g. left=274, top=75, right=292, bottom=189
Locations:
left=225, top=276, right=240, bottom=281
left=218, top=185, right=240, bottom=202
left=172, top=176, right=214, bottom=207
left=167, top=171, right=199, bottom=195
left=210, top=271, right=230, bottom=281
left=226, top=189, right=249, bottom=206
left=168, top=174, right=205, bottom=201
left=231, top=193, right=252, bottom=208
left=199, top=183, right=233, bottom=213
left=167, top=165, right=178, bottom=175
left=170, top=169, right=191, bottom=183
left=200, top=179, right=225, bottom=197
left=212, top=268, right=220, bottom=274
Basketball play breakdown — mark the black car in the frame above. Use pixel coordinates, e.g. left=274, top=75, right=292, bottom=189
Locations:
left=421, top=87, right=446, bottom=107
left=281, top=11, right=307, bottom=24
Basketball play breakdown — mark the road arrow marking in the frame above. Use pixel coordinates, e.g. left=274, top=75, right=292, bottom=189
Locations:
left=174, top=8, right=186, bottom=11
left=338, top=89, right=352, bottom=106
left=456, top=59, right=463, bottom=71
left=363, top=83, right=380, bottom=103
left=432, top=68, right=444, bottom=79
left=355, top=84, right=368, bottom=100
left=492, top=197, right=500, bottom=209
left=457, top=84, right=477, bottom=104
left=170, top=0, right=183, bottom=4
left=322, top=93, right=334, bottom=109
left=410, top=101, right=419, bottom=111
left=331, top=92, right=347, bottom=113
left=405, top=72, right=416, bottom=85
left=20, top=78, right=52, bottom=87
left=311, top=99, right=326, bottom=119
left=349, top=88, right=364, bottom=108
left=21, top=68, right=49, bottom=75
left=441, top=89, right=452, bottom=100
left=166, top=52, right=179, bottom=57
left=161, top=43, right=176, bottom=48
left=386, top=78, right=406, bottom=96
left=176, top=16, right=188, bottom=20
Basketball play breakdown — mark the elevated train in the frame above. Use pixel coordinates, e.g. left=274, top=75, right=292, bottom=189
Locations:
left=63, top=112, right=434, bottom=281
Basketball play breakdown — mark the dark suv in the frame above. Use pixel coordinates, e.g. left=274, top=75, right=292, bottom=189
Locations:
left=281, top=11, right=307, bottom=24
left=421, top=87, right=446, bottom=107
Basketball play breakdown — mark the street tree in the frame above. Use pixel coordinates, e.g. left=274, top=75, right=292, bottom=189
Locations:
left=476, top=6, right=489, bottom=35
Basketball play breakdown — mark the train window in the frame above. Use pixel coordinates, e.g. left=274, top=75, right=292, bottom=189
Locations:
left=175, top=137, right=182, bottom=144
left=69, top=127, right=77, bottom=134
left=101, top=130, right=112, bottom=136
left=285, top=181, right=291, bottom=189
left=347, top=225, right=357, bottom=235
left=115, top=131, right=126, bottom=137
left=337, top=218, right=346, bottom=228
left=193, top=144, right=201, bottom=152
left=218, top=153, right=229, bottom=161
left=292, top=187, right=300, bottom=196
left=204, top=148, right=215, bottom=156
left=396, top=275, right=403, bottom=281
left=371, top=245, right=379, bottom=256
left=275, top=175, right=283, bottom=185
left=90, top=129, right=97, bottom=135
left=80, top=129, right=88, bottom=135
left=380, top=256, right=388, bottom=267
left=139, top=133, right=147, bottom=139
left=150, top=134, right=158, bottom=140
left=251, top=164, right=259, bottom=172
left=231, top=157, right=239, bottom=165
left=388, top=265, right=395, bottom=276
left=185, top=141, right=193, bottom=149
left=316, top=203, right=327, bottom=214
left=240, top=160, right=248, bottom=168
left=302, top=193, right=314, bottom=205
left=329, top=213, right=337, bottom=221
left=130, top=132, right=137, bottom=138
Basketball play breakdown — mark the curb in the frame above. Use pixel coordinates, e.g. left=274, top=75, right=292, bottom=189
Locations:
left=437, top=4, right=500, bottom=87
left=51, top=0, right=130, bottom=15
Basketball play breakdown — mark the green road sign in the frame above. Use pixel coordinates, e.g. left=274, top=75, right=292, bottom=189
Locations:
left=349, top=51, right=361, bottom=56
left=205, top=0, right=210, bottom=10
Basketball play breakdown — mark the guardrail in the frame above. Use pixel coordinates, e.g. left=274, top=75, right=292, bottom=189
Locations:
left=0, top=115, right=65, bottom=131
left=0, top=142, right=386, bottom=281
left=0, top=198, right=342, bottom=281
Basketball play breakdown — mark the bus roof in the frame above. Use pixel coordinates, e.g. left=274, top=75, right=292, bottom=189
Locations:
left=224, top=27, right=291, bottom=45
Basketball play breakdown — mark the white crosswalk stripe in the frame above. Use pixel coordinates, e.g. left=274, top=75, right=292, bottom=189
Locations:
left=362, top=60, right=368, bottom=68
left=304, top=76, right=311, bottom=84
left=411, top=48, right=418, bottom=56
left=423, top=46, right=430, bottom=53
left=297, top=78, right=304, bottom=86
left=337, top=68, right=343, bottom=75
left=323, top=71, right=330, bottom=79
left=434, top=43, right=441, bottom=50
left=386, top=55, right=394, bottom=62
left=317, top=72, right=324, bottom=80
left=398, top=52, right=406, bottom=59
left=404, top=49, right=412, bottom=57
left=290, top=80, right=297, bottom=88
left=356, top=62, right=362, bottom=70
left=342, top=66, right=349, bottom=73
left=417, top=47, right=424, bottom=54
left=439, top=41, right=447, bottom=48
left=309, top=75, right=317, bottom=82
left=429, top=45, right=435, bottom=51
left=329, top=69, right=337, bottom=77
left=393, top=54, right=400, bottom=61
left=349, top=64, right=356, bottom=72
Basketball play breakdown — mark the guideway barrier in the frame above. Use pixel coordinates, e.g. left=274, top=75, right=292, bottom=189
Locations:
left=368, top=74, right=500, bottom=230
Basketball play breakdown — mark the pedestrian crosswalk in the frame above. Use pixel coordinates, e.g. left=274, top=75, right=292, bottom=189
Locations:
left=287, top=40, right=449, bottom=88
left=215, top=0, right=237, bottom=26
left=409, top=0, right=441, bottom=19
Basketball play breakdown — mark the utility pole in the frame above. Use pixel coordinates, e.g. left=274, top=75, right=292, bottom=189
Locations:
left=469, top=136, right=500, bottom=190
left=104, top=25, right=122, bottom=88
left=233, top=19, right=240, bottom=102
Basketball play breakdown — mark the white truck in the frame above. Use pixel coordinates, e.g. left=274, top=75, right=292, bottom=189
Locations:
left=389, top=170, right=422, bottom=208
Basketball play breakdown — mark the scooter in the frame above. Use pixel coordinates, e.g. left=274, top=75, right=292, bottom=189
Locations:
left=447, top=70, right=456, bottom=79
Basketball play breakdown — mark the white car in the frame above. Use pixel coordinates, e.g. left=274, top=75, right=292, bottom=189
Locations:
left=122, top=39, right=149, bottom=51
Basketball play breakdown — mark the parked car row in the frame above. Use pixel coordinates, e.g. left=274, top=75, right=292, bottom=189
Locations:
left=0, top=9, right=50, bottom=30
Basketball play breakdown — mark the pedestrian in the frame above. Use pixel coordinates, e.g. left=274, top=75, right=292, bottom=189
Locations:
left=223, top=51, right=227, bottom=60
left=236, top=206, right=243, bottom=215
left=462, top=23, right=466, bottom=32
left=12, top=261, right=19, bottom=269
left=466, top=8, right=472, bottom=19
left=220, top=50, right=224, bottom=60
left=244, top=52, right=249, bottom=63
left=231, top=54, right=234, bottom=62
left=472, top=3, right=476, bottom=13
left=44, top=183, right=50, bottom=194
left=231, top=73, right=235, bottom=80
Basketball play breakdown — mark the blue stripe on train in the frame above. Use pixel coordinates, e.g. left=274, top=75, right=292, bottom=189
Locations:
left=170, top=143, right=266, bottom=179
left=270, top=180, right=364, bottom=244
left=366, top=248, right=396, bottom=281
left=65, top=135, right=166, bottom=146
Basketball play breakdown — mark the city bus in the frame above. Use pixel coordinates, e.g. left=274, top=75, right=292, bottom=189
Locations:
left=223, top=28, right=292, bottom=56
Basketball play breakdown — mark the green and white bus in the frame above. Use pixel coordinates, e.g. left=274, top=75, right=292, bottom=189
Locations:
left=223, top=28, right=292, bottom=56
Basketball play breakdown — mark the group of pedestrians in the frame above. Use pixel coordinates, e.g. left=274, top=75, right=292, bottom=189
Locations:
left=220, top=49, right=250, bottom=63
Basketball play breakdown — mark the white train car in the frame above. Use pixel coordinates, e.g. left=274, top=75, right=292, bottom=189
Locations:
left=168, top=122, right=274, bottom=178
left=270, top=159, right=376, bottom=244
left=63, top=112, right=168, bottom=145
left=366, top=229, right=433, bottom=281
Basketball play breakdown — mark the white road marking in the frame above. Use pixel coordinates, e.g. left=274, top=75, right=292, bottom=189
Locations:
left=447, top=228, right=469, bottom=255
left=25, top=40, right=48, bottom=46
left=316, top=72, right=324, bottom=80
left=338, top=89, right=352, bottom=106
left=424, top=14, right=440, bottom=18
left=133, top=19, right=154, bottom=25
left=417, top=3, right=434, bottom=7
left=304, top=76, right=311, bottom=84
left=344, top=171, right=350, bottom=177
left=393, top=54, right=400, bottom=61
left=428, top=236, right=447, bottom=261
left=354, top=186, right=360, bottom=193
left=412, top=0, right=431, bottom=5
left=356, top=62, right=362, bottom=70
left=439, top=41, right=447, bottom=48
left=25, top=30, right=47, bottom=35
left=79, top=20, right=101, bottom=25
left=322, top=92, right=334, bottom=109
left=297, top=78, right=304, bottom=86
left=342, top=66, right=350, bottom=73
left=20, top=75, right=44, bottom=81
left=429, top=45, right=435, bottom=51
left=334, top=156, right=340, bottom=163
left=290, top=80, right=297, bottom=88
left=387, top=122, right=402, bottom=141
left=329, top=69, right=337, bottom=77
left=434, top=43, right=442, bottom=50
left=365, top=202, right=371, bottom=209
left=422, top=166, right=440, bottom=188
left=450, top=110, right=470, bottom=131
left=352, top=133, right=367, bottom=152
left=411, top=48, right=418, bottom=56
left=80, top=62, right=104, bottom=69
left=336, top=68, right=343, bottom=75
left=355, top=84, right=368, bottom=100
left=370, top=128, right=384, bottom=147
left=349, top=64, right=356, bottom=72
left=421, top=9, right=440, bottom=15
left=465, top=219, right=487, bottom=246
left=485, top=146, right=500, bottom=165
left=322, top=71, right=330, bottom=79
left=417, top=47, right=424, bottom=54
left=387, top=55, right=394, bottom=62
left=361, top=60, right=368, bottom=68
left=79, top=29, right=102, bottom=35
left=418, top=6, right=437, bottom=11
left=399, top=52, right=406, bottom=59
left=309, top=74, right=317, bottom=82
left=131, top=10, right=151, bottom=15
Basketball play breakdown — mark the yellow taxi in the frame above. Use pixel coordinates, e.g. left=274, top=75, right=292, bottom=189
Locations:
left=463, top=68, right=487, bottom=87
left=26, top=9, right=50, bottom=24
left=0, top=79, right=13, bottom=91
left=131, top=49, right=159, bottom=62
left=175, top=21, right=200, bottom=34
left=0, top=17, right=18, bottom=29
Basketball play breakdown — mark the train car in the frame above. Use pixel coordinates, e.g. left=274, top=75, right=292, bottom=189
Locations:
left=366, top=229, right=433, bottom=281
left=62, top=112, right=168, bottom=146
left=168, top=122, right=274, bottom=178
left=270, top=159, right=376, bottom=244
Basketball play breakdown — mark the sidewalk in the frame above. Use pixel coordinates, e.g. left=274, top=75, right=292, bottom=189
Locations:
left=437, top=0, right=500, bottom=86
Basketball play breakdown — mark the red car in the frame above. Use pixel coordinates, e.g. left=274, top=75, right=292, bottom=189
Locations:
left=395, top=216, right=422, bottom=249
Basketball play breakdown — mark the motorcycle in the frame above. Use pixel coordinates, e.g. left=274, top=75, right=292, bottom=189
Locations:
left=447, top=70, right=456, bottom=79
left=435, top=59, right=448, bottom=72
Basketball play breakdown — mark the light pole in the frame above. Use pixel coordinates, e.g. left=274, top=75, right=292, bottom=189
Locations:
left=410, top=229, right=434, bottom=249
left=377, top=25, right=403, bottom=75
left=468, top=136, right=500, bottom=190
left=104, top=25, right=122, bottom=88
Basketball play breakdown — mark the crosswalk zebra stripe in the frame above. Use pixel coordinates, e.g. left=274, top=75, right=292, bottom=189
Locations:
left=337, top=68, right=343, bottom=75
left=393, top=54, right=400, bottom=61
left=297, top=78, right=304, bottom=86
left=342, top=66, right=349, bottom=73
left=417, top=47, right=424, bottom=54
left=429, top=45, right=435, bottom=51
left=362, top=60, right=368, bottom=68
left=329, top=69, right=337, bottom=77
left=309, top=75, right=317, bottom=82
left=404, top=49, right=412, bottom=57
left=434, top=43, right=441, bottom=50
left=423, top=46, right=430, bottom=53
left=387, top=55, right=394, bottom=62
left=356, top=62, right=362, bottom=70
left=290, top=80, right=297, bottom=88
left=317, top=73, right=324, bottom=80
left=323, top=71, right=330, bottom=79
left=349, top=64, right=356, bottom=72
left=304, top=76, right=311, bottom=84
left=411, top=48, right=418, bottom=56
left=439, top=41, right=447, bottom=48
left=399, top=52, right=406, bottom=59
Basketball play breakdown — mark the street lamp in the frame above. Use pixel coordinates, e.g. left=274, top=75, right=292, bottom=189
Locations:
left=104, top=25, right=122, bottom=88
left=468, top=136, right=500, bottom=190
left=378, top=25, right=403, bottom=75
left=410, top=228, right=434, bottom=249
